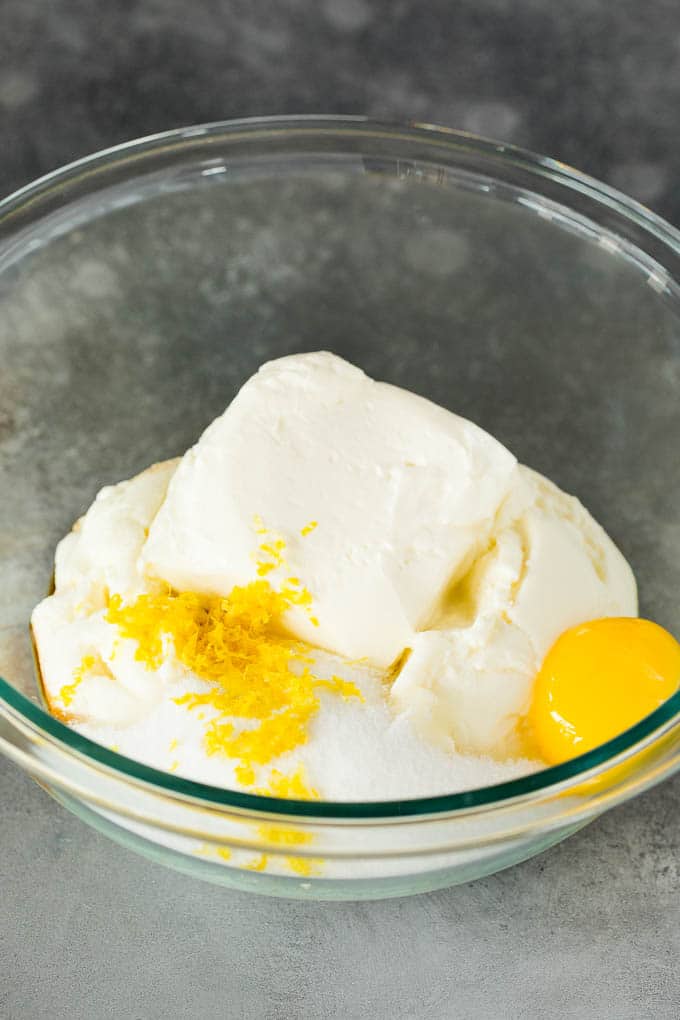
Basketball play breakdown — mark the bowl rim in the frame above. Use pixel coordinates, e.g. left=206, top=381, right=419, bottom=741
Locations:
left=1, top=114, right=679, bottom=255
left=1, top=114, right=679, bottom=821
left=2, top=675, right=680, bottom=820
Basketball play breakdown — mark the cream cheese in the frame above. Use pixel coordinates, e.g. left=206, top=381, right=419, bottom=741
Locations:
left=390, top=466, right=638, bottom=756
left=32, top=461, right=179, bottom=727
left=140, top=352, right=518, bottom=667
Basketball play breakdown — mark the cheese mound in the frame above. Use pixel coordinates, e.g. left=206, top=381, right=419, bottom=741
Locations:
left=391, top=466, right=638, bottom=756
left=141, top=352, right=518, bottom=667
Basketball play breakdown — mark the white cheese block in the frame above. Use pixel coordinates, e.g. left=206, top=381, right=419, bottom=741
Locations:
left=32, top=461, right=178, bottom=726
left=141, top=352, right=518, bottom=666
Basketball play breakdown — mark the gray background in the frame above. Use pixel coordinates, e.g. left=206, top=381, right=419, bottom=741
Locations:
left=1, top=1, right=680, bottom=1018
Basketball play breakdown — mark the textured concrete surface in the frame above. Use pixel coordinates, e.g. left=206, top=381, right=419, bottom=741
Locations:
left=1, top=0, right=679, bottom=228
left=2, top=761, right=679, bottom=1019
left=1, top=1, right=680, bottom=1017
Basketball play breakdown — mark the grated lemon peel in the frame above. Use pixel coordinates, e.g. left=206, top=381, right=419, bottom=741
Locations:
left=102, top=530, right=363, bottom=797
left=254, top=766, right=323, bottom=876
left=60, top=652, right=110, bottom=707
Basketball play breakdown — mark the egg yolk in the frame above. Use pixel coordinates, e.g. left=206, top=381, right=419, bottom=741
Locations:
left=531, top=618, right=680, bottom=765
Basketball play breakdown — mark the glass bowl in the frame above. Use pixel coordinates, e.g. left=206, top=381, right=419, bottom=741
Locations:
left=1, top=116, right=679, bottom=901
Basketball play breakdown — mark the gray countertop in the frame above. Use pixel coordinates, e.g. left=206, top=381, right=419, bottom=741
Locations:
left=2, top=2, right=680, bottom=1017
left=3, top=761, right=679, bottom=1019
left=1, top=0, right=679, bottom=228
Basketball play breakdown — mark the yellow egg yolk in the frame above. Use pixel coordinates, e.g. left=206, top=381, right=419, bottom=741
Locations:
left=531, top=617, right=680, bottom=765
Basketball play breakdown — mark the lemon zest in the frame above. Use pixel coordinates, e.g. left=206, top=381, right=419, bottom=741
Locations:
left=254, top=523, right=287, bottom=576
left=105, top=575, right=361, bottom=779
left=253, top=766, right=324, bottom=877
left=314, top=676, right=364, bottom=702
left=286, top=855, right=322, bottom=877
left=60, top=652, right=113, bottom=706
left=256, top=765, right=320, bottom=800
left=195, top=843, right=232, bottom=862
left=235, top=762, right=256, bottom=786
left=246, top=854, right=269, bottom=872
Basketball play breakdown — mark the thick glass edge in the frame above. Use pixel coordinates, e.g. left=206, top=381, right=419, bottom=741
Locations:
left=0, top=115, right=679, bottom=255
left=0, top=114, right=679, bottom=819
left=2, top=676, right=679, bottom=819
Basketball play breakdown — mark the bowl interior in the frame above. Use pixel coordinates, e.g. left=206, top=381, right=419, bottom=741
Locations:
left=1, top=123, right=679, bottom=799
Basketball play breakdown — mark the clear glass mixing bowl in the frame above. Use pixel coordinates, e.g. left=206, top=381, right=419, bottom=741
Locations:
left=1, top=117, right=679, bottom=900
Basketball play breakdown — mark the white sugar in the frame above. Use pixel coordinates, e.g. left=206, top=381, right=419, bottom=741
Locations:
left=75, top=650, right=538, bottom=801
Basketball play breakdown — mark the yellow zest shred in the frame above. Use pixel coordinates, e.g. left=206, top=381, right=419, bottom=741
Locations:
left=235, top=762, right=256, bottom=786
left=252, top=767, right=323, bottom=876
left=246, top=854, right=269, bottom=872
left=256, top=539, right=286, bottom=577
left=105, top=569, right=362, bottom=782
left=60, top=652, right=112, bottom=706
left=314, top=676, right=366, bottom=701
left=300, top=520, right=318, bottom=537
left=256, top=765, right=320, bottom=800
left=286, top=855, right=322, bottom=878
left=258, top=835, right=321, bottom=875
left=60, top=655, right=92, bottom=706
left=253, top=519, right=287, bottom=576
left=195, top=769, right=322, bottom=876
left=252, top=514, right=267, bottom=535
left=258, top=825, right=312, bottom=848
left=251, top=521, right=320, bottom=625
left=195, top=843, right=232, bottom=862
